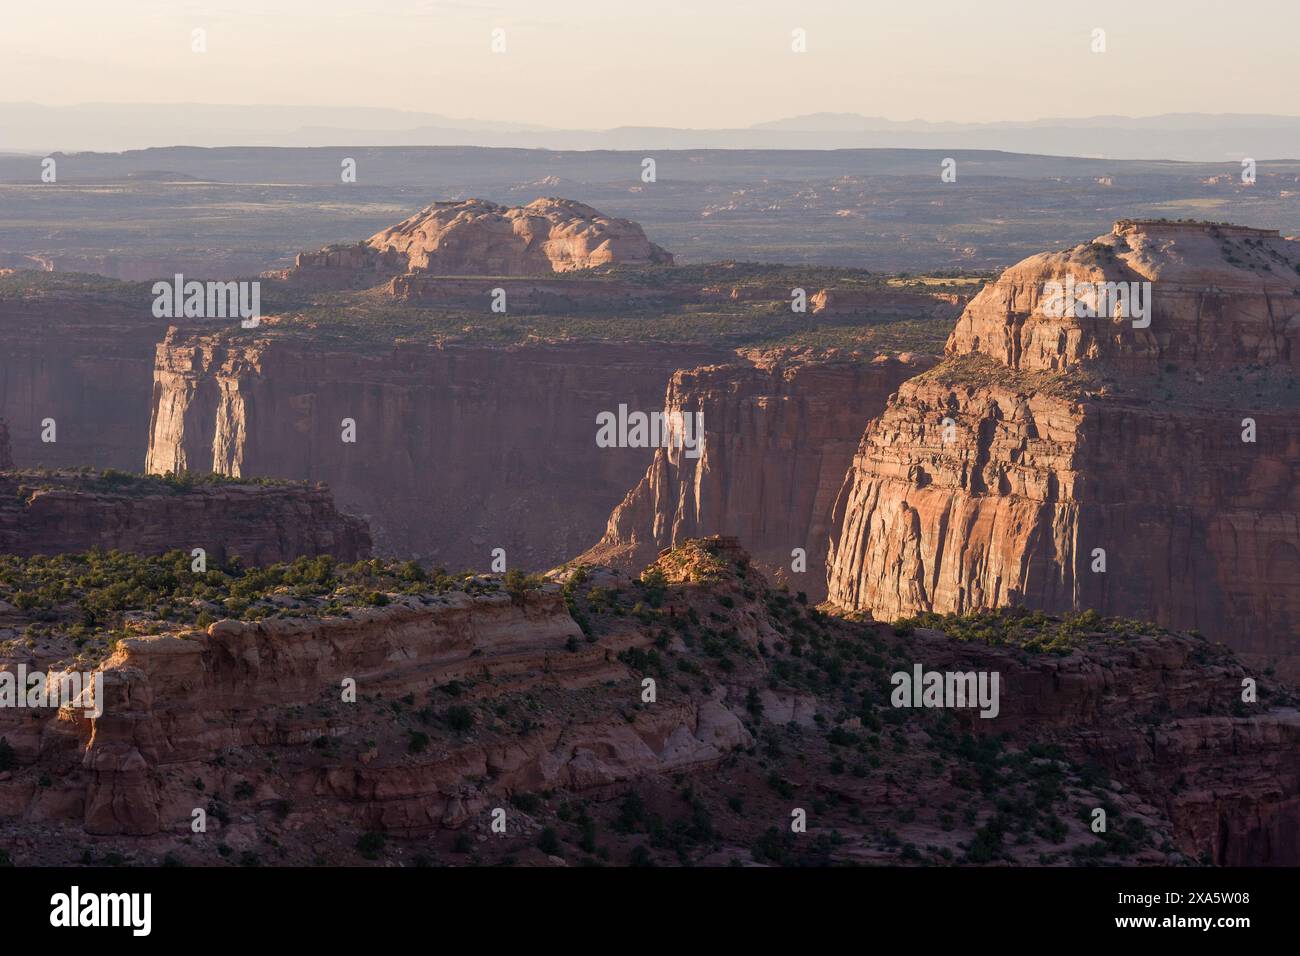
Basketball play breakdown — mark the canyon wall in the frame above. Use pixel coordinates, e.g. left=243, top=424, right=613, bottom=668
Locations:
left=146, top=332, right=728, bottom=569
left=0, top=291, right=165, bottom=471
left=1, top=538, right=1294, bottom=864
left=581, top=350, right=934, bottom=599
left=827, top=220, right=1300, bottom=659
left=905, top=624, right=1300, bottom=866
left=3, top=586, right=747, bottom=837
left=0, top=472, right=370, bottom=563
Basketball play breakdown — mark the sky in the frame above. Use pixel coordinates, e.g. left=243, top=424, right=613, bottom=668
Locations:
left=3, top=0, right=1296, bottom=129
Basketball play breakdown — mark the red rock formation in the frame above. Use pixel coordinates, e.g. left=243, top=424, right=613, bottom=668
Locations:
left=904, top=624, right=1300, bottom=866
left=827, top=220, right=1300, bottom=661
left=810, top=288, right=969, bottom=319
left=0, top=471, right=370, bottom=563
left=370, top=198, right=673, bottom=274
left=288, top=198, right=672, bottom=286
left=0, top=288, right=166, bottom=470
left=9, top=585, right=747, bottom=836
left=2, top=539, right=1294, bottom=865
left=146, top=331, right=729, bottom=569
left=581, top=350, right=935, bottom=599
left=947, top=219, right=1300, bottom=372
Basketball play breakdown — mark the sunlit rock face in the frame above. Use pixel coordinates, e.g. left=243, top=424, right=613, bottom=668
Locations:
left=828, top=221, right=1300, bottom=661
left=582, top=349, right=935, bottom=601
left=287, top=197, right=673, bottom=285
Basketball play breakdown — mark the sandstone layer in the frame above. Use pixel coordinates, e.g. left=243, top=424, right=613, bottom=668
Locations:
left=1, top=539, right=1295, bottom=866
left=0, top=578, right=748, bottom=840
left=0, top=287, right=167, bottom=470
left=146, top=331, right=728, bottom=569
left=946, top=219, right=1300, bottom=372
left=0, top=471, right=370, bottom=564
left=581, top=350, right=935, bottom=600
left=901, top=619, right=1300, bottom=866
left=288, top=197, right=672, bottom=285
left=827, top=220, right=1300, bottom=660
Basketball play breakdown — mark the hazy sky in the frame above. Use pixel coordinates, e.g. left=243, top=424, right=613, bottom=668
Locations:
left=4, top=0, right=1295, bottom=128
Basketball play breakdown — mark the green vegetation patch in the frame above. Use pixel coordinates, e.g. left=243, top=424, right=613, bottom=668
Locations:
left=891, top=606, right=1181, bottom=654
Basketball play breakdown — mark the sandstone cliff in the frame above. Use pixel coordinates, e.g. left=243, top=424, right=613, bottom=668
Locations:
left=810, top=288, right=969, bottom=319
left=898, top=613, right=1300, bottom=866
left=696, top=282, right=970, bottom=321
left=63, top=588, right=744, bottom=836
left=1, top=539, right=1295, bottom=866
left=0, top=283, right=166, bottom=470
left=946, top=219, right=1300, bottom=372
left=0, top=558, right=750, bottom=844
left=0, top=471, right=370, bottom=563
left=827, top=220, right=1300, bottom=661
left=146, top=331, right=728, bottom=569
left=288, top=197, right=672, bottom=285
left=581, top=350, right=935, bottom=600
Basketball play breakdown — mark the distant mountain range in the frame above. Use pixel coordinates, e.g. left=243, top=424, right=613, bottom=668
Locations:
left=4, top=103, right=1300, bottom=161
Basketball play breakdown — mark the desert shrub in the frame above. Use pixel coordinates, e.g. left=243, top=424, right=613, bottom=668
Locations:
left=443, top=706, right=475, bottom=732
left=356, top=832, right=386, bottom=860
left=537, top=827, right=561, bottom=855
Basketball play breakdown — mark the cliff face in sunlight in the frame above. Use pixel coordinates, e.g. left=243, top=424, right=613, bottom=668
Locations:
left=581, top=350, right=934, bottom=600
left=287, top=198, right=673, bottom=286
left=827, top=221, right=1300, bottom=661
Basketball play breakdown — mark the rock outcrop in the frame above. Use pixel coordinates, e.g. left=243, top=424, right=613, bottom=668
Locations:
left=695, top=282, right=970, bottom=321
left=1, top=539, right=1295, bottom=866
left=287, top=198, right=672, bottom=285
left=827, top=220, right=1300, bottom=661
left=946, top=219, right=1300, bottom=372
left=0, top=471, right=370, bottom=563
left=810, top=288, right=969, bottom=319
left=1, top=574, right=749, bottom=840
left=900, top=618, right=1300, bottom=866
left=146, top=331, right=728, bottom=568
left=581, top=350, right=935, bottom=599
